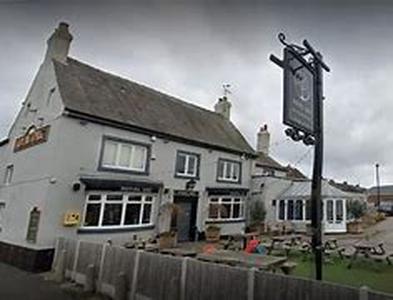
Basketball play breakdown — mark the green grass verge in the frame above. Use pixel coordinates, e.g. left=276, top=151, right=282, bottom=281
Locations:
left=291, top=254, right=393, bottom=294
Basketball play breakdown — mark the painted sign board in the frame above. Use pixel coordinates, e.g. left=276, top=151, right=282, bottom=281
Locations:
left=283, top=48, right=315, bottom=135
left=14, top=125, right=50, bottom=152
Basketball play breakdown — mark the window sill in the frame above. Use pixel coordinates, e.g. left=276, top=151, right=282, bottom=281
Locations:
left=206, top=219, right=245, bottom=224
left=77, top=224, right=155, bottom=234
left=174, top=173, right=199, bottom=180
left=216, top=178, right=241, bottom=184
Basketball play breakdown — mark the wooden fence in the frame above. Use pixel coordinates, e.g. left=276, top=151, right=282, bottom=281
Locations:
left=52, top=237, right=393, bottom=300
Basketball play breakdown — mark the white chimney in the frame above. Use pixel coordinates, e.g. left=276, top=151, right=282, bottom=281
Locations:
left=45, top=22, right=73, bottom=63
left=214, top=96, right=231, bottom=119
left=257, top=124, right=270, bottom=155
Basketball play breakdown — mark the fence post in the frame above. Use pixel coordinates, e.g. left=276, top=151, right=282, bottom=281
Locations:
left=72, top=240, right=81, bottom=281
left=114, top=272, right=127, bottom=300
left=130, top=250, right=142, bottom=300
left=359, top=286, right=369, bottom=300
left=97, top=242, right=109, bottom=293
left=247, top=267, right=257, bottom=300
left=53, top=249, right=67, bottom=283
left=180, top=257, right=189, bottom=300
left=84, top=264, right=96, bottom=293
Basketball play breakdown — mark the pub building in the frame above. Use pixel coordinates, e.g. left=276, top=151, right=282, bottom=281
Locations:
left=0, top=23, right=255, bottom=271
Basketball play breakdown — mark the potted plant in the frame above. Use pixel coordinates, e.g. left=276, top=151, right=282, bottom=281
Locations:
left=249, top=201, right=266, bottom=234
left=158, top=230, right=178, bottom=249
left=205, top=225, right=221, bottom=242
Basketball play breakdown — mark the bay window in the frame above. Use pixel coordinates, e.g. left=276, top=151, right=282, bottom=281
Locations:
left=217, top=159, right=241, bottom=183
left=100, top=137, right=149, bottom=173
left=208, top=196, right=244, bottom=221
left=83, top=192, right=155, bottom=228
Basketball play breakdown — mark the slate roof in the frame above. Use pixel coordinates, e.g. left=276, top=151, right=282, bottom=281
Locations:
left=53, top=58, right=255, bottom=155
left=278, top=180, right=350, bottom=199
left=255, top=152, right=287, bottom=171
left=369, top=185, right=393, bottom=195
left=329, top=180, right=367, bottom=194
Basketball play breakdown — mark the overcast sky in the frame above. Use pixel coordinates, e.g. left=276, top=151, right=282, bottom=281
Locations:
left=1, top=0, right=392, bottom=187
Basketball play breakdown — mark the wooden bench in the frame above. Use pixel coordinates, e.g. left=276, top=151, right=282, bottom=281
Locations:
left=280, top=262, right=298, bottom=275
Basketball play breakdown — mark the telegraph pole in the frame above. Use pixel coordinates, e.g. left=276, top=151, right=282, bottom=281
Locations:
left=376, top=163, right=381, bottom=208
left=270, top=34, right=330, bottom=281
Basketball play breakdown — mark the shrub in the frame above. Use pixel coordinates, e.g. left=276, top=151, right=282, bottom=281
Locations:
left=250, top=201, right=266, bottom=226
left=347, top=200, right=367, bottom=220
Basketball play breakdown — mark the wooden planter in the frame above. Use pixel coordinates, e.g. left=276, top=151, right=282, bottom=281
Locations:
left=205, top=226, right=221, bottom=242
left=347, top=221, right=363, bottom=234
left=159, top=231, right=177, bottom=249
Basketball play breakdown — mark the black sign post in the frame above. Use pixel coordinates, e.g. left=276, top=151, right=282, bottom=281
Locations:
left=270, top=33, right=330, bottom=281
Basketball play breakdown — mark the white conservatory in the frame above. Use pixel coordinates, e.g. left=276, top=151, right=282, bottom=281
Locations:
left=275, top=180, right=348, bottom=233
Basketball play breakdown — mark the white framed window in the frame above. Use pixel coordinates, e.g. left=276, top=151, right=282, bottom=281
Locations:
left=208, top=196, right=244, bottom=221
left=101, top=138, right=149, bottom=173
left=175, top=151, right=200, bottom=178
left=217, top=159, right=241, bottom=183
left=277, top=199, right=306, bottom=221
left=83, top=192, right=155, bottom=228
left=4, top=165, right=13, bottom=185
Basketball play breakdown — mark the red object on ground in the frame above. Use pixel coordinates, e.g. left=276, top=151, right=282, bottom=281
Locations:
left=203, top=244, right=217, bottom=254
left=245, top=239, right=259, bottom=253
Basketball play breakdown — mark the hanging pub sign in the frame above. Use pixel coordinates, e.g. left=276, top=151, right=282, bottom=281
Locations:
left=14, top=125, right=50, bottom=153
left=283, top=48, right=315, bottom=135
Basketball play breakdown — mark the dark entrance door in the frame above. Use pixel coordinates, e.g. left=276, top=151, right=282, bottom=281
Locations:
left=173, top=196, right=198, bottom=242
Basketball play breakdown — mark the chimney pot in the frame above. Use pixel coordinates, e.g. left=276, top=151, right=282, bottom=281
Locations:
left=214, top=97, right=231, bottom=119
left=45, top=22, right=73, bottom=63
left=257, top=124, right=270, bottom=155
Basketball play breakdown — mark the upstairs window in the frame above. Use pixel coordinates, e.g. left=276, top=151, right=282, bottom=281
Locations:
left=100, top=137, right=149, bottom=173
left=175, top=151, right=200, bottom=178
left=217, top=159, right=241, bottom=183
left=4, top=165, right=13, bottom=185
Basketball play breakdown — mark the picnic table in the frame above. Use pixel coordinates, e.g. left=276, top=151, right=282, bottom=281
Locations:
left=347, top=241, right=387, bottom=268
left=160, top=248, right=197, bottom=257
left=267, top=234, right=303, bottom=254
left=197, top=250, right=287, bottom=272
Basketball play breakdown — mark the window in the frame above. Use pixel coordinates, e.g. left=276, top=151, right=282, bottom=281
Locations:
left=175, top=151, right=200, bottom=178
left=208, top=196, right=244, bottom=221
left=83, top=192, right=155, bottom=228
left=336, top=199, right=343, bottom=222
left=4, top=165, right=13, bottom=185
left=326, top=199, right=334, bottom=223
left=305, top=200, right=311, bottom=220
left=278, top=200, right=285, bottom=220
left=294, top=200, right=303, bottom=220
left=287, top=200, right=294, bottom=220
left=101, top=138, right=149, bottom=173
left=217, top=159, right=241, bottom=183
left=278, top=199, right=307, bottom=221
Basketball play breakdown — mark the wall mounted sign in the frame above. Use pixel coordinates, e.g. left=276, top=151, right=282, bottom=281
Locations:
left=14, top=125, right=50, bottom=152
left=283, top=48, right=315, bottom=135
left=26, top=207, right=41, bottom=243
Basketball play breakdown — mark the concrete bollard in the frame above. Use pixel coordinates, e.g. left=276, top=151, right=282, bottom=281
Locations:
left=84, top=264, right=96, bottom=293
left=114, top=272, right=127, bottom=300
left=359, top=286, right=369, bottom=300
left=53, top=249, right=66, bottom=283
